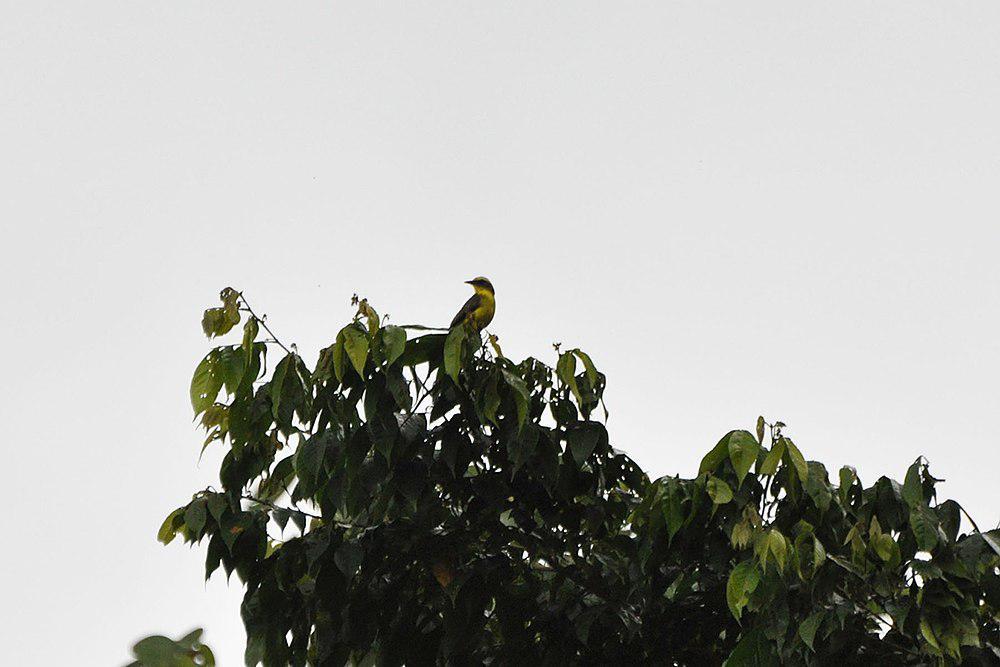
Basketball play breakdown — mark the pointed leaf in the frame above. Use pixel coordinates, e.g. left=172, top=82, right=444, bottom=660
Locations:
left=799, top=611, right=824, bottom=651
left=707, top=477, right=734, bottom=505
left=726, top=559, right=761, bottom=620
left=444, top=325, right=467, bottom=382
left=784, top=438, right=808, bottom=483
left=728, top=431, right=760, bottom=487
left=910, top=504, right=940, bottom=552
left=902, top=460, right=922, bottom=508
left=342, top=326, right=369, bottom=376
left=382, top=325, right=407, bottom=365
left=758, top=438, right=785, bottom=476
left=567, top=422, right=604, bottom=467
left=334, top=542, right=363, bottom=580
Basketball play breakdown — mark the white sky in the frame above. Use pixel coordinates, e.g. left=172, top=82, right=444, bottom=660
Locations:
left=2, top=2, right=999, bottom=664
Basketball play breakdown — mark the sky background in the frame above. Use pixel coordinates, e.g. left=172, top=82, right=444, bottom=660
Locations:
left=2, top=2, right=999, bottom=664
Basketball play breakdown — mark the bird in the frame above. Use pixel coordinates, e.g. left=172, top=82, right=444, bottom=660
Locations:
left=450, top=277, right=495, bottom=332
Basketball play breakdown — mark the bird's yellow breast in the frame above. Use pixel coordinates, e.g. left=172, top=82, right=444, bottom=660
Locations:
left=470, top=287, right=495, bottom=330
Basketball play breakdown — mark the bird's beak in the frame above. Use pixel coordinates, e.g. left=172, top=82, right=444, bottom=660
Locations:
left=464, top=280, right=474, bottom=285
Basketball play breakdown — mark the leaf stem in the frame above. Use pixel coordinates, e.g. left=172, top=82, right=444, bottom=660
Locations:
left=238, top=294, right=293, bottom=356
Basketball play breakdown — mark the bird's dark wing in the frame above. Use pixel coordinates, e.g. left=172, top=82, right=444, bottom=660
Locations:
left=450, top=293, right=482, bottom=328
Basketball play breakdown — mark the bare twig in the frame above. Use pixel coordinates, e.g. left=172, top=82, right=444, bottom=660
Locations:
left=238, top=293, right=293, bottom=356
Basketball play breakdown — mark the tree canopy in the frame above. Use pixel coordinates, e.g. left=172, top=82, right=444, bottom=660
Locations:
left=155, top=288, right=1000, bottom=666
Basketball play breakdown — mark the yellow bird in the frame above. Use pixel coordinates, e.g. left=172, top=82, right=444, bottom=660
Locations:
left=450, top=277, right=495, bottom=332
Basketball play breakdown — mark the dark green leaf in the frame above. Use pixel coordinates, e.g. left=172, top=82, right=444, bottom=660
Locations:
left=910, top=504, right=939, bottom=552
left=784, top=438, right=808, bottom=483
left=707, top=477, right=734, bottom=505
left=269, top=354, right=292, bottom=418
left=334, top=542, right=363, bottom=580
left=556, top=352, right=582, bottom=405
left=567, top=422, right=604, bottom=467
left=444, top=325, right=467, bottom=382
left=184, top=499, right=207, bottom=536
left=382, top=325, right=406, bottom=365
left=728, top=431, right=760, bottom=487
left=799, top=611, right=823, bottom=651
left=295, top=431, right=335, bottom=495
left=700, top=432, right=733, bottom=475
left=902, top=460, right=922, bottom=508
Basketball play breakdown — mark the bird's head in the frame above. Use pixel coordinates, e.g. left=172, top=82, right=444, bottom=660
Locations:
left=465, top=276, right=494, bottom=295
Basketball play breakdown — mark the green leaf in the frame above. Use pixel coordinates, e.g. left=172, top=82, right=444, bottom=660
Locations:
left=157, top=508, right=184, bottom=545
left=920, top=616, right=941, bottom=651
left=501, top=369, right=529, bottom=429
left=783, top=438, right=808, bottom=483
left=804, top=462, right=832, bottom=513
left=663, top=486, right=685, bottom=541
left=132, top=628, right=211, bottom=667
left=326, top=332, right=344, bottom=385
left=768, top=529, right=787, bottom=571
left=242, top=317, right=258, bottom=357
left=812, top=535, right=826, bottom=575
left=269, top=354, right=292, bottom=418
left=334, top=542, right=363, bottom=580
left=838, top=465, right=857, bottom=504
left=726, top=559, right=761, bottom=620
left=799, top=611, right=824, bottom=651
left=444, top=325, right=467, bottom=382
left=707, top=477, right=734, bottom=505
left=342, top=326, right=369, bottom=376
left=700, top=432, right=733, bottom=475
left=793, top=532, right=824, bottom=579
left=902, top=460, right=922, bottom=508
left=382, top=325, right=407, bottom=365
left=728, top=431, right=760, bottom=487
left=910, top=504, right=940, bottom=552
left=217, top=346, right=245, bottom=395
left=755, top=416, right=765, bottom=444
left=397, top=333, right=445, bottom=367
left=567, top=422, right=604, bottom=467
left=571, top=349, right=598, bottom=386
left=190, top=350, right=224, bottom=416
left=200, top=288, right=241, bottom=339
left=207, top=494, right=229, bottom=525
left=201, top=308, right=240, bottom=339
left=556, top=352, right=582, bottom=405
left=295, top=431, right=334, bottom=495
left=758, top=438, right=785, bottom=476
left=184, top=499, right=207, bottom=537
left=874, top=533, right=901, bottom=567
left=132, top=635, right=183, bottom=667
left=483, top=372, right=501, bottom=424
left=723, top=628, right=776, bottom=666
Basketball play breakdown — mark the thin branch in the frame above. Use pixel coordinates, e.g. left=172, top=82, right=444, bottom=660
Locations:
left=243, top=495, right=320, bottom=519
left=239, top=293, right=293, bottom=355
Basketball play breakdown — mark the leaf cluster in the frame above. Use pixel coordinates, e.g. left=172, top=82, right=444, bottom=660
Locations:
left=161, top=289, right=1000, bottom=665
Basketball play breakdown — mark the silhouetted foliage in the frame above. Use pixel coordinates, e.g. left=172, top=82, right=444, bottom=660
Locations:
left=156, top=288, right=1000, bottom=665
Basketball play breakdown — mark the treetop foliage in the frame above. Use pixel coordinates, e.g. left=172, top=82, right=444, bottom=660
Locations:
left=156, top=287, right=1000, bottom=666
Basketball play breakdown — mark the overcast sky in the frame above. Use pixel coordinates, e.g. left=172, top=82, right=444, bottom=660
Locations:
left=2, top=2, right=999, bottom=664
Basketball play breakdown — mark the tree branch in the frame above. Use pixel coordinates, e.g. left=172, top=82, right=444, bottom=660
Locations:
left=238, top=293, right=293, bottom=356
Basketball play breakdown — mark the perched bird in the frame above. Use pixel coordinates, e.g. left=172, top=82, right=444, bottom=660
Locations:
left=450, top=277, right=495, bottom=332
